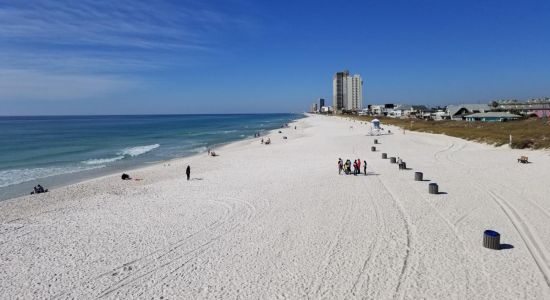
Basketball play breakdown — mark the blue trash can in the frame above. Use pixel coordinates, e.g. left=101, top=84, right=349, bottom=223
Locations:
left=483, top=230, right=500, bottom=250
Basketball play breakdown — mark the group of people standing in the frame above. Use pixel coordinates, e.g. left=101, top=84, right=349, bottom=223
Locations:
left=338, top=158, right=367, bottom=175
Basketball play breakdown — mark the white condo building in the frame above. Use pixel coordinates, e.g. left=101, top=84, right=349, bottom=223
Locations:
left=332, top=70, right=363, bottom=113
left=349, top=74, right=363, bottom=111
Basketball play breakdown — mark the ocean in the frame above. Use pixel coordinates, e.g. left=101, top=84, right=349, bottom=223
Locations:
left=0, top=114, right=303, bottom=200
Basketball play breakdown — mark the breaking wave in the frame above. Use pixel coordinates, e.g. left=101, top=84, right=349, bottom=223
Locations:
left=82, top=156, right=125, bottom=165
left=0, top=165, right=105, bottom=188
left=119, top=144, right=160, bottom=157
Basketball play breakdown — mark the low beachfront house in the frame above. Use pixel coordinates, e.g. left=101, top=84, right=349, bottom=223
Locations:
left=388, top=105, right=412, bottom=118
left=465, top=112, right=521, bottom=122
left=369, top=104, right=386, bottom=115
left=446, top=104, right=492, bottom=120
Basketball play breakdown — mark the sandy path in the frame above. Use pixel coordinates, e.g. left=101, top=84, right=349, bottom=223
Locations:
left=1, top=115, right=550, bottom=299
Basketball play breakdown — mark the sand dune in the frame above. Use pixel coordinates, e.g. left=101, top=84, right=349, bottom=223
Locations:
left=1, top=115, right=550, bottom=299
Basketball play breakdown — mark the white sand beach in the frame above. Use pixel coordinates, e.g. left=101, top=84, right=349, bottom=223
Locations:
left=1, top=115, right=550, bottom=299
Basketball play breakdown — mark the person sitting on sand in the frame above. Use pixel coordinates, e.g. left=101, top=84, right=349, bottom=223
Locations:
left=261, top=138, right=264, bottom=144
left=31, top=184, right=48, bottom=195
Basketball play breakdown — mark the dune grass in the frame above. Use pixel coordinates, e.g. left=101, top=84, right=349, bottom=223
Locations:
left=346, top=116, right=550, bottom=149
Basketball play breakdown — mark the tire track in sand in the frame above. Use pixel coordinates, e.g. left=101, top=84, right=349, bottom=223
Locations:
left=96, top=197, right=256, bottom=299
left=442, top=141, right=550, bottom=286
left=435, top=141, right=549, bottom=293
left=374, top=175, right=417, bottom=299
left=306, top=188, right=355, bottom=298
left=54, top=197, right=254, bottom=299
left=487, top=190, right=550, bottom=289
left=347, top=175, right=383, bottom=298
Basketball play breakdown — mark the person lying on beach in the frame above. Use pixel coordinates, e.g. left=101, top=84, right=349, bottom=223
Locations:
left=210, top=151, right=218, bottom=156
left=121, top=173, right=142, bottom=181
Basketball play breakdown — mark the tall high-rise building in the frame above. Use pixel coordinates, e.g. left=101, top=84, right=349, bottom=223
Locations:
left=319, top=98, right=325, bottom=109
left=332, top=70, right=363, bottom=113
left=350, top=75, right=363, bottom=111
left=332, top=70, right=349, bottom=113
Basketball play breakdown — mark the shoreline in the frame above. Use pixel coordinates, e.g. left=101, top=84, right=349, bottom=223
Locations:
left=0, top=115, right=304, bottom=202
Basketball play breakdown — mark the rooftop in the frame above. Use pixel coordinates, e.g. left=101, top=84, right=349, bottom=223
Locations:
left=466, top=112, right=521, bottom=118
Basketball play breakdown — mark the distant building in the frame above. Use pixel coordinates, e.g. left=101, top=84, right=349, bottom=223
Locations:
left=349, top=75, right=363, bottom=111
left=496, top=98, right=550, bottom=118
left=446, top=104, right=492, bottom=120
left=465, top=112, right=521, bottom=122
left=319, top=98, right=325, bottom=109
left=369, top=103, right=395, bottom=116
left=332, top=70, right=363, bottom=113
left=310, top=103, right=318, bottom=113
left=388, top=105, right=413, bottom=118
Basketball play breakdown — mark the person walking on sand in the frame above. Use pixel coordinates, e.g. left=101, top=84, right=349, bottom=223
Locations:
left=338, top=158, right=343, bottom=175
left=363, top=160, right=367, bottom=175
left=186, top=165, right=191, bottom=181
left=357, top=159, right=361, bottom=173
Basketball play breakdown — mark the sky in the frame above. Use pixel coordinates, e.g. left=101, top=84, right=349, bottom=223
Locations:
left=1, top=0, right=550, bottom=115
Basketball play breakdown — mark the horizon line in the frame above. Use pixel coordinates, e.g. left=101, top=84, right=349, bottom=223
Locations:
left=0, top=112, right=306, bottom=118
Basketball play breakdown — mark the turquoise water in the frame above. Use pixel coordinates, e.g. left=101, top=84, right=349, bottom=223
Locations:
left=0, top=114, right=302, bottom=200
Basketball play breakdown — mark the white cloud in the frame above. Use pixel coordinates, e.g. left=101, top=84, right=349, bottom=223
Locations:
left=0, top=0, right=254, bottom=103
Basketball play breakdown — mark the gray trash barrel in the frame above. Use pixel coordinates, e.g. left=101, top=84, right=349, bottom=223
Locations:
left=399, top=162, right=407, bottom=170
left=483, top=230, right=500, bottom=250
left=429, top=183, right=438, bottom=194
left=390, top=157, right=396, bottom=163
left=374, top=139, right=378, bottom=144
left=371, top=146, right=376, bottom=152
left=414, top=172, right=423, bottom=181
left=382, top=153, right=387, bottom=159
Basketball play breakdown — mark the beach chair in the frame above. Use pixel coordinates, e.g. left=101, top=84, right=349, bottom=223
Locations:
left=517, top=156, right=528, bottom=163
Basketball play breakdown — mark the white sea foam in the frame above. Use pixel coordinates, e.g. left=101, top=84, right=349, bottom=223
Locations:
left=82, top=156, right=124, bottom=165
left=191, top=146, right=208, bottom=153
left=119, top=144, right=160, bottom=157
left=0, top=165, right=105, bottom=188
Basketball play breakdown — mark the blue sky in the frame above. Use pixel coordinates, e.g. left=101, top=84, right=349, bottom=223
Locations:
left=1, top=0, right=550, bottom=115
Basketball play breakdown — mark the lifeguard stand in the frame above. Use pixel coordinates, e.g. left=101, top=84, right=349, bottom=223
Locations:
left=368, top=119, right=383, bottom=136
